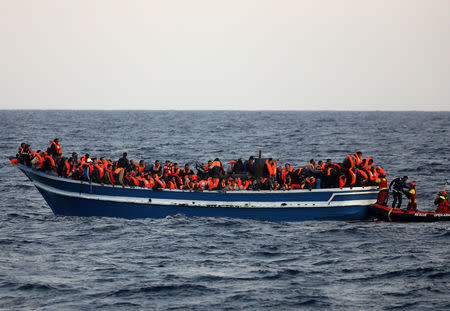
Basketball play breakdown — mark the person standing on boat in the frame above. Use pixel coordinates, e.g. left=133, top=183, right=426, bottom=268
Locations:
left=389, top=176, right=408, bottom=208
left=47, top=138, right=62, bottom=158
left=404, top=182, right=417, bottom=212
left=434, top=191, right=449, bottom=213
left=117, top=152, right=129, bottom=170
left=375, top=172, right=389, bottom=205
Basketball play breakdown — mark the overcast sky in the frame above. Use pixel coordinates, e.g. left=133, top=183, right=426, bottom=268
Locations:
left=1, top=1, right=449, bottom=110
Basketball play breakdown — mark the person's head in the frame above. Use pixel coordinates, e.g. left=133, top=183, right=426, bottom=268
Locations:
left=123, top=152, right=127, bottom=158
left=72, top=152, right=78, bottom=158
left=207, top=160, right=212, bottom=165
left=249, top=156, right=254, bottom=162
left=356, top=151, right=362, bottom=157
left=409, top=182, right=415, bottom=188
left=54, top=138, right=59, bottom=144
left=326, top=159, right=332, bottom=164
left=310, top=159, right=315, bottom=165
left=174, top=163, right=178, bottom=168
left=185, top=164, right=190, bottom=169
left=285, top=163, right=290, bottom=169
left=130, top=160, right=135, bottom=165
left=368, top=159, right=374, bottom=165
left=91, top=157, right=97, bottom=163
left=439, top=190, right=447, bottom=197
left=155, top=160, right=160, bottom=165
left=139, top=160, right=145, bottom=165
left=402, top=176, right=408, bottom=182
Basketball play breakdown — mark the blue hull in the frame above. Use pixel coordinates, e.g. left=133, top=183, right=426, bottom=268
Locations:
left=16, top=164, right=378, bottom=221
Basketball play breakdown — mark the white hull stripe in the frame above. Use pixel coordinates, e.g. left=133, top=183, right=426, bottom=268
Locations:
left=33, top=180, right=378, bottom=209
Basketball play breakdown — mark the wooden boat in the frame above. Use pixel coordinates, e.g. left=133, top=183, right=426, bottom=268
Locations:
left=13, top=162, right=379, bottom=221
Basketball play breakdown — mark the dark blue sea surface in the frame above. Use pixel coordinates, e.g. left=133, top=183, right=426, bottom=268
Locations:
left=0, top=110, right=449, bottom=310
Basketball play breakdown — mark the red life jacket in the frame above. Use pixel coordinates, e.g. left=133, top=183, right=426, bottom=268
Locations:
left=49, top=141, right=62, bottom=156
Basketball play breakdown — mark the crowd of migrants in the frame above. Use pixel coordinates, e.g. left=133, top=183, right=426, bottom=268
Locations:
left=15, top=139, right=388, bottom=192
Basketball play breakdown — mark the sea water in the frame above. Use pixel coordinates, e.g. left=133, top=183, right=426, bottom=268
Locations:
left=0, top=111, right=449, bottom=310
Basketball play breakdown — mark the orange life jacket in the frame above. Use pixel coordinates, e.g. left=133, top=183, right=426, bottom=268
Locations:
left=94, top=163, right=104, bottom=179
left=34, top=152, right=44, bottom=168
left=339, top=175, right=347, bottom=188
left=105, top=168, right=115, bottom=183
left=346, top=155, right=354, bottom=169
left=265, top=160, right=276, bottom=176
left=44, top=155, right=56, bottom=167
left=354, top=153, right=362, bottom=166
left=49, top=141, right=62, bottom=156
left=64, top=160, right=71, bottom=176
left=348, top=169, right=356, bottom=185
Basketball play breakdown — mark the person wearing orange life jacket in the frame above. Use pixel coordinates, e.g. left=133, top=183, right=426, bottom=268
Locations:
left=404, top=182, right=417, bottom=212
left=171, top=163, right=181, bottom=176
left=91, top=158, right=105, bottom=184
left=434, top=191, right=449, bottom=213
left=43, top=153, right=56, bottom=173
left=354, top=151, right=363, bottom=166
left=281, top=164, right=294, bottom=183
left=127, top=171, right=140, bottom=187
left=265, top=158, right=277, bottom=177
left=136, top=160, right=146, bottom=174
left=210, top=158, right=225, bottom=177
left=61, top=158, right=74, bottom=178
left=375, top=172, right=389, bottom=205
left=282, top=175, right=293, bottom=190
left=47, top=138, right=62, bottom=158
left=208, top=178, right=220, bottom=190
left=355, top=168, right=369, bottom=186
left=103, top=163, right=115, bottom=185
left=153, top=174, right=166, bottom=190
left=31, top=150, right=45, bottom=168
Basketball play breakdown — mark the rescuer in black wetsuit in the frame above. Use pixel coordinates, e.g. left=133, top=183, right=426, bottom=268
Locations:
left=389, top=176, right=408, bottom=208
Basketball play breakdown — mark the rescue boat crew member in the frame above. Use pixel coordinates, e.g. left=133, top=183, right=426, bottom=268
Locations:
left=404, top=182, right=417, bottom=212
left=375, top=172, right=389, bottom=206
left=389, top=176, right=408, bottom=209
left=434, top=191, right=449, bottom=213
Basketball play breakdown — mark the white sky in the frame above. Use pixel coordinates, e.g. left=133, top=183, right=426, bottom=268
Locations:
left=1, top=0, right=449, bottom=110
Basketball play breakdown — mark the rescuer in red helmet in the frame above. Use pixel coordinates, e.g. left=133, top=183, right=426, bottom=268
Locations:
left=434, top=191, right=449, bottom=213
left=404, top=182, right=417, bottom=212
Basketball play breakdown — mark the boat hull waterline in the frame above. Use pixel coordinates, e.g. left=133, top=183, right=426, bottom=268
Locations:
left=16, top=164, right=379, bottom=221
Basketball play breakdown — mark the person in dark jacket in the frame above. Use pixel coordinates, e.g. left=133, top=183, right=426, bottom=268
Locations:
left=389, top=176, right=408, bottom=208
left=117, top=152, right=129, bottom=169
